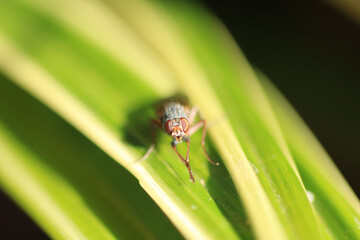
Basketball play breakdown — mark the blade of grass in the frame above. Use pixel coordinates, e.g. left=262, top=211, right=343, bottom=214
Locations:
left=0, top=32, right=243, bottom=240
left=20, top=0, right=176, bottom=96
left=1, top=0, right=358, bottom=239
left=0, top=76, right=182, bottom=240
left=0, top=0, right=283, bottom=238
left=0, top=1, right=250, bottom=239
left=259, top=73, right=360, bottom=239
left=105, top=0, right=325, bottom=239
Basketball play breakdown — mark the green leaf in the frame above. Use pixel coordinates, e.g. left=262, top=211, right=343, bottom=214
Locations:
left=0, top=0, right=359, bottom=239
left=259, top=73, right=360, bottom=239
left=0, top=0, right=250, bottom=239
left=0, top=76, right=182, bottom=240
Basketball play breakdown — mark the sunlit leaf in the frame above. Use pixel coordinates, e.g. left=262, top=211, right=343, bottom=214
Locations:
left=0, top=0, right=358, bottom=239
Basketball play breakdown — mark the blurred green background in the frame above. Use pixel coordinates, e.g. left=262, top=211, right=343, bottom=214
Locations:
left=1, top=0, right=359, bottom=238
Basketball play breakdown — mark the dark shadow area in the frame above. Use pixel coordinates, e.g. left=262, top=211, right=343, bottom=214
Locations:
left=0, top=190, right=49, bottom=240
left=122, top=100, right=157, bottom=148
left=0, top=75, right=182, bottom=239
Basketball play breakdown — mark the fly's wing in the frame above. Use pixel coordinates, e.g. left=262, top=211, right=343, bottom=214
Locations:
left=173, top=95, right=190, bottom=116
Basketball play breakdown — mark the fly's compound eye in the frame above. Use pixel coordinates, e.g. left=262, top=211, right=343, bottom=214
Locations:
left=181, top=118, right=189, bottom=132
left=165, top=120, right=173, bottom=134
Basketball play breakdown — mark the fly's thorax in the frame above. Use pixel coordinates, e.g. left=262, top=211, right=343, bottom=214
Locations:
left=163, top=102, right=188, bottom=121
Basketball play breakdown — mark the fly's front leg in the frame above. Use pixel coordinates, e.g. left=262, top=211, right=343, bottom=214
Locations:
left=138, top=119, right=161, bottom=162
left=172, top=139, right=194, bottom=182
left=186, top=120, right=219, bottom=165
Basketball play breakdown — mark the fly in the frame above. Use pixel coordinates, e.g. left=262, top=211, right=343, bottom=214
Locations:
left=141, top=97, right=219, bottom=182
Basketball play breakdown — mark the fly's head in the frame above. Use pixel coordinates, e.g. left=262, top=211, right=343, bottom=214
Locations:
left=165, top=118, right=189, bottom=142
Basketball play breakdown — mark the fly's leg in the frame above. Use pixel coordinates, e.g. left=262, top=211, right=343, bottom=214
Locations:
left=172, top=139, right=194, bottom=182
left=186, top=107, right=219, bottom=165
left=138, top=119, right=161, bottom=162
left=186, top=120, right=219, bottom=165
